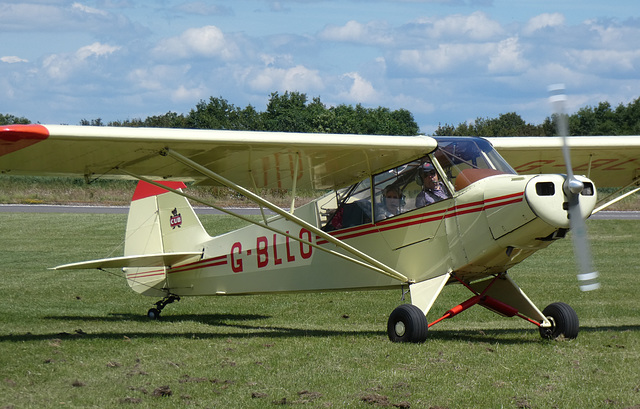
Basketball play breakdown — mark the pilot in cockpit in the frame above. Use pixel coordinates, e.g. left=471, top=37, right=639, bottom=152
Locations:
left=376, top=185, right=403, bottom=221
left=415, top=162, right=450, bottom=207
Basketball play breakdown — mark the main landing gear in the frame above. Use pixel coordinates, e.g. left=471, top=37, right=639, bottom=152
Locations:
left=386, top=275, right=580, bottom=343
left=539, top=302, right=579, bottom=340
left=387, top=304, right=429, bottom=343
left=147, top=294, right=180, bottom=320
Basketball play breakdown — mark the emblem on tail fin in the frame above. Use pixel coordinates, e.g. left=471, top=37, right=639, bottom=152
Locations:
left=170, top=208, right=182, bottom=229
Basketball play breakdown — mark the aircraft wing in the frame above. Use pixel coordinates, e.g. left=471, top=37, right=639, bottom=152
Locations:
left=487, top=136, right=640, bottom=188
left=0, top=124, right=436, bottom=191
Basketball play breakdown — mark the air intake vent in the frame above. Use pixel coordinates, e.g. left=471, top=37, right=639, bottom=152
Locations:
left=536, top=182, right=555, bottom=196
left=581, top=182, right=595, bottom=196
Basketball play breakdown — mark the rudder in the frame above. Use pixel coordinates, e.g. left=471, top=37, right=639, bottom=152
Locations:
left=124, top=181, right=210, bottom=296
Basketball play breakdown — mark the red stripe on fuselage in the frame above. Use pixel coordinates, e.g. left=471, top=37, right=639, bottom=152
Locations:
left=0, top=124, right=49, bottom=157
left=317, top=192, right=524, bottom=244
left=167, top=255, right=228, bottom=275
left=126, top=268, right=166, bottom=279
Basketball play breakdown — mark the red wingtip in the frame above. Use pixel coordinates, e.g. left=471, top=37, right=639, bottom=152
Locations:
left=132, top=181, right=188, bottom=201
left=0, top=124, right=50, bottom=157
left=0, top=124, right=49, bottom=141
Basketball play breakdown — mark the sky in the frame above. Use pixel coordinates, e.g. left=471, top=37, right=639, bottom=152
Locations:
left=1, top=0, right=639, bottom=134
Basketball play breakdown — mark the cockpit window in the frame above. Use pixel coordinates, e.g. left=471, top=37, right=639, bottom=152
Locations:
left=433, top=137, right=516, bottom=191
left=373, top=159, right=450, bottom=222
left=321, top=156, right=455, bottom=230
left=319, top=137, right=513, bottom=230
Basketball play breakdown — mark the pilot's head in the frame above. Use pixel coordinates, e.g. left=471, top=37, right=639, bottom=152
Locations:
left=417, top=162, right=439, bottom=189
left=382, top=185, right=403, bottom=214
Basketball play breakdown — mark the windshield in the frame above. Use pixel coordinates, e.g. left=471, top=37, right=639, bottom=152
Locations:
left=433, top=137, right=516, bottom=191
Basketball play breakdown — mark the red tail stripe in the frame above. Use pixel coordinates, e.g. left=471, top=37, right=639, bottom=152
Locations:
left=131, top=180, right=187, bottom=201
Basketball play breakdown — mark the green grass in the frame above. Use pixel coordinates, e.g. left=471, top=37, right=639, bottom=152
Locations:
left=1, top=213, right=639, bottom=408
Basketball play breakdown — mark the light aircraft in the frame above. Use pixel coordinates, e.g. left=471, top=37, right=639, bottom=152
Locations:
left=1, top=121, right=639, bottom=343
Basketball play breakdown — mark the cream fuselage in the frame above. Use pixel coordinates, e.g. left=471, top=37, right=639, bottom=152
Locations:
left=158, top=173, right=595, bottom=297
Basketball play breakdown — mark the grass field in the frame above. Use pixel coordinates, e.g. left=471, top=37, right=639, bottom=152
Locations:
left=1, top=213, right=639, bottom=408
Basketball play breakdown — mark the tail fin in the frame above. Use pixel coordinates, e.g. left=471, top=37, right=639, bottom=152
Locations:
left=124, top=181, right=210, bottom=296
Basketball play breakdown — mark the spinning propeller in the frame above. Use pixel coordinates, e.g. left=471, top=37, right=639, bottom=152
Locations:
left=549, top=84, right=600, bottom=291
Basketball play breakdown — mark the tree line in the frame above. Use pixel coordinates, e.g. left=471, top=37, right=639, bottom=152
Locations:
left=434, top=98, right=640, bottom=137
left=2, top=92, right=639, bottom=136
left=84, top=91, right=420, bottom=136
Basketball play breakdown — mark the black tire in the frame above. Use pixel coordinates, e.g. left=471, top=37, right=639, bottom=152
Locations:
left=387, top=304, right=428, bottom=343
left=539, top=302, right=579, bottom=340
left=147, top=308, right=161, bottom=320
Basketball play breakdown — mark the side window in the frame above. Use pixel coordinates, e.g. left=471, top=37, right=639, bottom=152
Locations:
left=374, top=168, right=409, bottom=222
left=322, top=154, right=457, bottom=230
left=373, top=158, right=451, bottom=222
left=321, top=179, right=373, bottom=231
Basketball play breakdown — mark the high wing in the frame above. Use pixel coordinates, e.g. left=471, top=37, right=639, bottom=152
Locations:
left=487, top=136, right=640, bottom=189
left=0, top=124, right=436, bottom=191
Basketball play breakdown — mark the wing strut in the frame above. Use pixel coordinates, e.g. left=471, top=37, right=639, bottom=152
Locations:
left=122, top=171, right=400, bottom=279
left=593, top=176, right=640, bottom=214
left=162, top=148, right=410, bottom=283
left=289, top=152, right=300, bottom=215
left=120, top=155, right=409, bottom=284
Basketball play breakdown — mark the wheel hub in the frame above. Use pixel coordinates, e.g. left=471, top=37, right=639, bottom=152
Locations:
left=394, top=321, right=406, bottom=337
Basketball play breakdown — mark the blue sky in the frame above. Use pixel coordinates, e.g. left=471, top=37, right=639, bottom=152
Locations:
left=1, top=0, right=639, bottom=134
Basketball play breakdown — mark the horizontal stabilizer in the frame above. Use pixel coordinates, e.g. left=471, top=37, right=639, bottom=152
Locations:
left=52, top=252, right=203, bottom=270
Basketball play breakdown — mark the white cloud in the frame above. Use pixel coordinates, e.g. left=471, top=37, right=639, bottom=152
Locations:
left=1, top=56, right=28, bottom=64
left=0, top=3, right=63, bottom=30
left=395, top=42, right=492, bottom=75
left=413, top=11, right=504, bottom=41
left=154, top=26, right=239, bottom=60
left=394, top=35, right=528, bottom=76
left=584, top=19, right=640, bottom=50
left=247, top=65, right=323, bottom=93
left=339, top=72, right=379, bottom=103
left=172, top=84, right=207, bottom=102
left=42, top=42, right=120, bottom=80
left=71, top=2, right=109, bottom=17
left=76, top=43, right=120, bottom=60
left=0, top=2, right=138, bottom=39
left=128, top=65, right=193, bottom=91
left=523, top=13, right=565, bottom=35
left=174, top=2, right=233, bottom=16
left=567, top=48, right=640, bottom=73
left=319, top=20, right=393, bottom=46
left=488, top=37, right=529, bottom=73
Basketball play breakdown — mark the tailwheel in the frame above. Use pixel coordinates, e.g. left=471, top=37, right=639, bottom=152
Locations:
left=387, top=304, right=428, bottom=343
left=539, top=302, right=579, bottom=340
left=147, top=308, right=161, bottom=320
left=147, top=294, right=180, bottom=320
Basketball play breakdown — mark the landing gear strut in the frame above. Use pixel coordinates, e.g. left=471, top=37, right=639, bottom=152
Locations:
left=387, top=274, right=581, bottom=343
left=147, top=294, right=180, bottom=319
